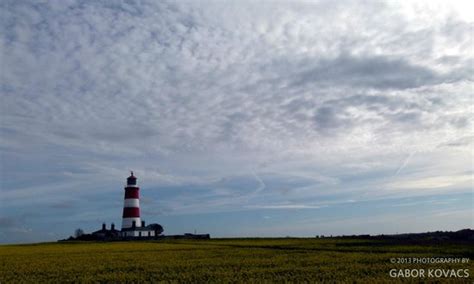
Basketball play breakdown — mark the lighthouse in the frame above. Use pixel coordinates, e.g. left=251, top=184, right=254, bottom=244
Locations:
left=121, top=171, right=142, bottom=230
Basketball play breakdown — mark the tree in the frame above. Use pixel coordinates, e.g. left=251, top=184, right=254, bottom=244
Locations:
left=74, top=228, right=84, bottom=238
left=147, top=224, right=164, bottom=235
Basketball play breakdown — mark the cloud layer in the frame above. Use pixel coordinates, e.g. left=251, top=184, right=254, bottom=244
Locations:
left=0, top=0, right=472, bottom=242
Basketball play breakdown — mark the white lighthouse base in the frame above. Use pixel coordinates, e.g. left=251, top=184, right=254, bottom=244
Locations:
left=121, top=230, right=156, bottom=237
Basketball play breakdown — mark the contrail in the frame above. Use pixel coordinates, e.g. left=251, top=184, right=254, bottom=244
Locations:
left=252, top=171, right=266, bottom=195
left=394, top=151, right=417, bottom=176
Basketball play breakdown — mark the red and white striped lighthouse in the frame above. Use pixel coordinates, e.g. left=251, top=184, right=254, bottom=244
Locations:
left=121, top=171, right=142, bottom=230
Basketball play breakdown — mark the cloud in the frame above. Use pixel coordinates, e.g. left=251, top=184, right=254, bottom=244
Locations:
left=291, top=55, right=442, bottom=90
left=1, top=1, right=471, bottom=157
left=388, top=174, right=473, bottom=190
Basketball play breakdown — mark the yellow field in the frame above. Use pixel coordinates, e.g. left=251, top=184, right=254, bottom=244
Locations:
left=0, top=238, right=472, bottom=283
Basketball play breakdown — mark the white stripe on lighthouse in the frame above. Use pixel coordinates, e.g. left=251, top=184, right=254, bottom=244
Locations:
left=123, top=198, right=140, bottom=208
left=122, top=217, right=142, bottom=229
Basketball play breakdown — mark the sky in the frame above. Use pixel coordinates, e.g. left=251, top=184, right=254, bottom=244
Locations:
left=0, top=0, right=472, bottom=243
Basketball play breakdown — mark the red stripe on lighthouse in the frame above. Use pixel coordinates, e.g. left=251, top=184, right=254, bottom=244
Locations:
left=124, top=188, right=139, bottom=199
left=122, top=207, right=140, bottom=218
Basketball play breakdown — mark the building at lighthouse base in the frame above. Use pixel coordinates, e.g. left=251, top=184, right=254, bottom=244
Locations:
left=64, top=221, right=210, bottom=241
left=120, top=221, right=163, bottom=238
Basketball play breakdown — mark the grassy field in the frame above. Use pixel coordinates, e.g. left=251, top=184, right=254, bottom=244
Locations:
left=0, top=238, right=472, bottom=283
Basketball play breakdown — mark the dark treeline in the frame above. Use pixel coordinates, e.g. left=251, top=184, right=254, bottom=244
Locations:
left=316, top=229, right=473, bottom=244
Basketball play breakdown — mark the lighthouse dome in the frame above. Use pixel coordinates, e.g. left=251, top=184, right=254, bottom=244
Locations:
left=127, top=171, right=137, bottom=185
